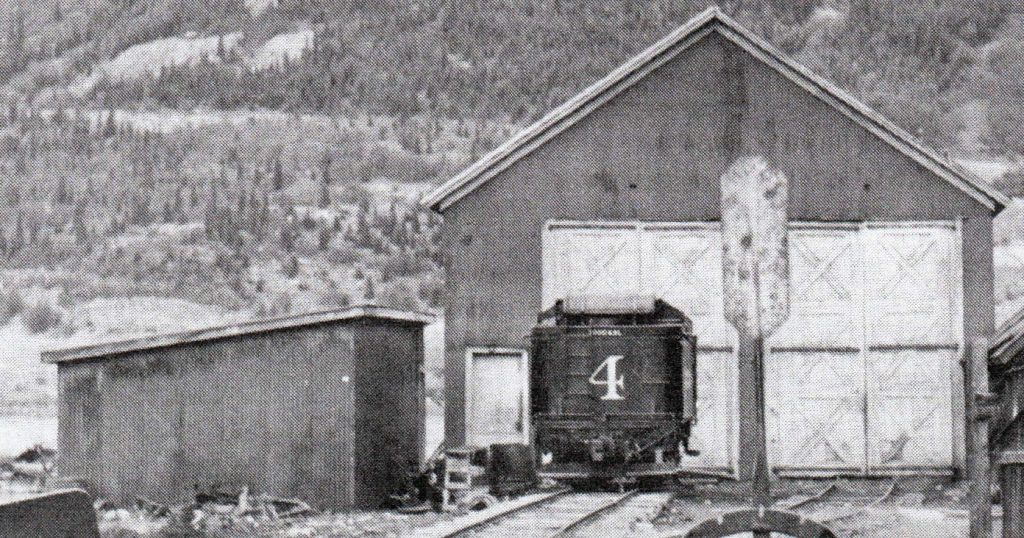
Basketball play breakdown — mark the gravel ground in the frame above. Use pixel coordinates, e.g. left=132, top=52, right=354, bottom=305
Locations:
left=81, top=478, right=1000, bottom=537
left=652, top=478, right=985, bottom=537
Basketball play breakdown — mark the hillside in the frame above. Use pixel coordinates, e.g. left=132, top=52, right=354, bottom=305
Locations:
left=3, top=0, right=1024, bottom=455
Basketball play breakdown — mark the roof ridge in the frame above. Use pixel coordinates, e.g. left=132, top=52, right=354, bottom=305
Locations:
left=41, top=304, right=434, bottom=364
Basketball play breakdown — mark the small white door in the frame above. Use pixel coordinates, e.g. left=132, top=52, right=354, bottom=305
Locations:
left=466, top=349, right=529, bottom=446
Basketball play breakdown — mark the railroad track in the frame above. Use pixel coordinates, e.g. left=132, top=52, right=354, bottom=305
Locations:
left=433, top=489, right=671, bottom=538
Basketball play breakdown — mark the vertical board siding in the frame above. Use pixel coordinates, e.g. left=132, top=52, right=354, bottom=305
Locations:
left=56, top=319, right=422, bottom=510
left=354, top=322, right=425, bottom=508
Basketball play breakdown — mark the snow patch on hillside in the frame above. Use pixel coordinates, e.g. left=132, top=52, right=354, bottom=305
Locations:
left=70, top=32, right=244, bottom=95
left=244, top=0, right=278, bottom=15
left=247, top=29, right=314, bottom=69
left=66, top=28, right=313, bottom=95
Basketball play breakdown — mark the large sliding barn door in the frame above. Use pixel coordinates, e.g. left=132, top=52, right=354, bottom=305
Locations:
left=641, top=224, right=735, bottom=471
left=542, top=222, right=641, bottom=308
left=863, top=225, right=959, bottom=470
left=767, top=227, right=866, bottom=472
left=541, top=220, right=961, bottom=475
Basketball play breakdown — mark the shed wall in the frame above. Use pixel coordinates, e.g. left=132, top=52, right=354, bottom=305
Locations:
left=353, top=321, right=425, bottom=507
left=440, top=33, right=994, bottom=473
left=57, top=324, right=360, bottom=509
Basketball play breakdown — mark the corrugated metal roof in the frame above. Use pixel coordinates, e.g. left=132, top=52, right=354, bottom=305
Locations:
left=40, top=305, right=434, bottom=364
left=423, top=6, right=1009, bottom=213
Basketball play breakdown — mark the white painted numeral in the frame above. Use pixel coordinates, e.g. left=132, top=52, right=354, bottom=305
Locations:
left=589, top=355, right=625, bottom=400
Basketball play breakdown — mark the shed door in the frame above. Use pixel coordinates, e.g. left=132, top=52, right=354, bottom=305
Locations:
left=466, top=349, right=529, bottom=446
left=863, top=225, right=958, bottom=469
left=767, top=227, right=865, bottom=471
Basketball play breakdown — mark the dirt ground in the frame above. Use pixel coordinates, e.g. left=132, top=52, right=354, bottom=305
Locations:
left=654, top=478, right=984, bottom=538
left=90, top=478, right=993, bottom=537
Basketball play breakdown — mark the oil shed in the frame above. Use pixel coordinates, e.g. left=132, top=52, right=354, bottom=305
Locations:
left=425, top=7, right=1008, bottom=479
left=41, top=305, right=432, bottom=510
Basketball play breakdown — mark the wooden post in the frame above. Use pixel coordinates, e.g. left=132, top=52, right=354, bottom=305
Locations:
left=743, top=333, right=770, bottom=538
left=969, top=338, right=992, bottom=537
left=719, top=156, right=789, bottom=538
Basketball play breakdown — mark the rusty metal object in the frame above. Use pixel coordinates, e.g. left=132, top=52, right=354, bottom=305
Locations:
left=0, top=488, right=99, bottom=538
left=685, top=508, right=836, bottom=538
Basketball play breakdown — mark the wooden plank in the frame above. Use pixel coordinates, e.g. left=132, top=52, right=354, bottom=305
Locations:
left=968, top=339, right=992, bottom=537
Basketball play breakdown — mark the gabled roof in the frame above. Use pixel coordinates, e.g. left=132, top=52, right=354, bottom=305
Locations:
left=41, top=305, right=434, bottom=364
left=424, top=6, right=1009, bottom=213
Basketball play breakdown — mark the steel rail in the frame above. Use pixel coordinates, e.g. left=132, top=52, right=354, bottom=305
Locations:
left=437, top=489, right=570, bottom=538
left=819, top=479, right=898, bottom=524
left=547, top=489, right=640, bottom=538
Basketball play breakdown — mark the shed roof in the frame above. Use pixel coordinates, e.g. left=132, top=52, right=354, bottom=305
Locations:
left=41, top=305, right=434, bottom=364
left=423, top=6, right=1008, bottom=213
left=992, top=306, right=1024, bottom=367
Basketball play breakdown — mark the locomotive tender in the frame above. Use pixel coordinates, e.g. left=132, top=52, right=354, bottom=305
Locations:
left=530, top=297, right=698, bottom=482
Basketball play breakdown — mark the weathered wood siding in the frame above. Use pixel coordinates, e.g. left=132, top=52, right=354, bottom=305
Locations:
left=57, top=319, right=424, bottom=509
left=353, top=320, right=425, bottom=507
left=440, top=33, right=994, bottom=473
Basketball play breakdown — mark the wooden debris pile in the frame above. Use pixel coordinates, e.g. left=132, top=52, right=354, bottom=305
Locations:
left=94, top=486, right=315, bottom=533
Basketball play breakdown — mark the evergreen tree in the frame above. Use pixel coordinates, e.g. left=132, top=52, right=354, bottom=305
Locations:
left=318, top=179, right=330, bottom=208
left=272, top=158, right=285, bottom=190
left=365, top=277, right=376, bottom=300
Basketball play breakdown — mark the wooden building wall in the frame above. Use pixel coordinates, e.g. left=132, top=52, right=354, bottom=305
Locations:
left=439, top=32, right=994, bottom=474
left=56, top=319, right=424, bottom=510
left=353, top=320, right=425, bottom=506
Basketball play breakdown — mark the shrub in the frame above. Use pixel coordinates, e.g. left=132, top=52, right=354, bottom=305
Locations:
left=378, top=251, right=432, bottom=282
left=318, top=288, right=351, bottom=308
left=22, top=301, right=62, bottom=334
left=377, top=280, right=421, bottom=311
left=0, top=289, right=25, bottom=323
left=326, top=244, right=362, bottom=265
